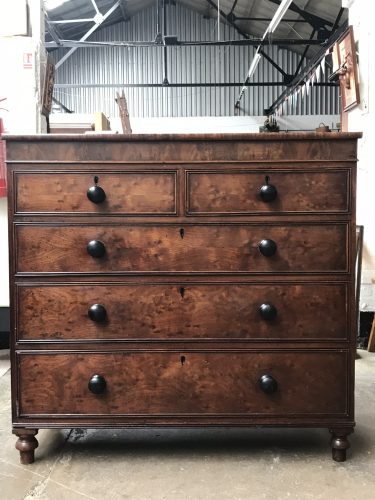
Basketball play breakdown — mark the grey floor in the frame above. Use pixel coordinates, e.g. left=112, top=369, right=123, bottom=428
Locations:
left=0, top=349, right=375, bottom=500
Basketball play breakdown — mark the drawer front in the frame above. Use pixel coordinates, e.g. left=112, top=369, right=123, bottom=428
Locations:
left=187, top=170, right=350, bottom=214
left=18, top=351, right=348, bottom=416
left=15, top=172, right=177, bottom=215
left=16, top=223, right=348, bottom=274
left=17, top=283, right=348, bottom=342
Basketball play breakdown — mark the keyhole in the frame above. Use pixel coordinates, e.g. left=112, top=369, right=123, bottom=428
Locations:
left=179, top=287, right=185, bottom=298
left=180, top=355, right=186, bottom=366
left=94, top=175, right=99, bottom=184
left=265, top=175, right=270, bottom=185
left=179, top=228, right=185, bottom=239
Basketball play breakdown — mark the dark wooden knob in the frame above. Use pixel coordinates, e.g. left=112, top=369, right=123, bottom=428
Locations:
left=87, top=240, right=106, bottom=258
left=87, top=185, right=106, bottom=204
left=259, top=374, right=278, bottom=394
left=258, top=239, right=277, bottom=257
left=88, top=304, right=107, bottom=323
left=88, top=374, right=106, bottom=394
left=259, top=183, right=277, bottom=202
left=259, top=303, right=277, bottom=321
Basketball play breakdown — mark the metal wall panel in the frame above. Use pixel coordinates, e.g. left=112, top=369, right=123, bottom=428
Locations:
left=52, top=2, right=339, bottom=117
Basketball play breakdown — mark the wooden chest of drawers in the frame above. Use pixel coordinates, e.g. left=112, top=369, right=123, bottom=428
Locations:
left=5, top=132, right=361, bottom=464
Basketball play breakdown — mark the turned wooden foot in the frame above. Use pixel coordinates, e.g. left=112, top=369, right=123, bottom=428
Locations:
left=329, top=428, right=353, bottom=462
left=13, top=429, right=39, bottom=464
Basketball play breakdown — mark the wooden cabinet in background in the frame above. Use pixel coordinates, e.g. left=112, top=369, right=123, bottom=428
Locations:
left=5, top=132, right=361, bottom=464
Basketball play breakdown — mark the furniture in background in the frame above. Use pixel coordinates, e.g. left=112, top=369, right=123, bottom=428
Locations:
left=5, top=132, right=361, bottom=464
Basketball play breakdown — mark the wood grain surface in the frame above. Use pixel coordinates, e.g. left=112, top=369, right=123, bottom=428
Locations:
left=17, top=283, right=348, bottom=341
left=15, top=172, right=176, bottom=214
left=18, top=351, right=348, bottom=416
left=16, top=223, right=348, bottom=274
left=5, top=133, right=360, bottom=163
left=187, top=170, right=349, bottom=214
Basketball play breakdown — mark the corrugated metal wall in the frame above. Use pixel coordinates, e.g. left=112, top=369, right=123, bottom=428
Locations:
left=52, top=2, right=339, bottom=117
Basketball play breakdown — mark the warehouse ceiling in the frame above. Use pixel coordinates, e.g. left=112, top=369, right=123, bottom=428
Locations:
left=44, top=0, right=347, bottom=55
left=45, top=0, right=346, bottom=116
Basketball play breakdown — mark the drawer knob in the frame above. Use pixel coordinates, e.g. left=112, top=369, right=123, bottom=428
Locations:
left=87, top=185, right=106, bottom=204
left=259, top=374, right=278, bottom=394
left=258, top=239, right=277, bottom=257
left=259, top=303, right=277, bottom=321
left=259, top=184, right=277, bottom=202
left=87, top=240, right=106, bottom=258
left=88, top=304, right=107, bottom=323
left=88, top=374, right=107, bottom=394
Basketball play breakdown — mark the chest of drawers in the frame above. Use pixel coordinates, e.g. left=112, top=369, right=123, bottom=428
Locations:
left=5, top=132, right=361, bottom=464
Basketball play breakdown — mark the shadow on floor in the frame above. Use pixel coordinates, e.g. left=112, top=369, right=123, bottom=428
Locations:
left=38, top=427, right=349, bottom=460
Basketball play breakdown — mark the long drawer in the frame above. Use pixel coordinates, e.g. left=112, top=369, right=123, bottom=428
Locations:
left=187, top=169, right=350, bottom=215
left=17, top=283, right=348, bottom=342
left=17, top=351, right=348, bottom=416
left=14, top=171, right=177, bottom=215
left=15, top=223, right=349, bottom=274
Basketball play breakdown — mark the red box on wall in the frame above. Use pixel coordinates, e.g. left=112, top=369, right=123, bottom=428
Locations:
left=0, top=118, right=6, bottom=197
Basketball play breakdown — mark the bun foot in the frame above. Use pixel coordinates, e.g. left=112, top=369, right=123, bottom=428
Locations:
left=329, top=428, right=353, bottom=462
left=332, top=447, right=346, bottom=462
left=13, top=429, right=39, bottom=464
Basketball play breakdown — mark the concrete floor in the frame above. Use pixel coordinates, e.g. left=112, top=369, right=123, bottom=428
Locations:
left=0, top=350, right=375, bottom=500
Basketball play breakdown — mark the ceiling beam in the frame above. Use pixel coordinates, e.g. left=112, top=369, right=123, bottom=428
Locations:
left=205, top=0, right=251, bottom=39
left=52, top=96, right=73, bottom=113
left=264, top=20, right=348, bottom=115
left=54, top=82, right=338, bottom=88
left=44, top=10, right=64, bottom=46
left=259, top=49, right=292, bottom=83
left=90, top=0, right=100, bottom=16
left=229, top=0, right=239, bottom=15
left=331, top=7, right=345, bottom=32
left=55, top=1, right=121, bottom=69
left=228, top=15, right=306, bottom=22
left=293, top=28, right=316, bottom=78
left=268, top=0, right=333, bottom=30
left=49, top=19, right=94, bottom=23
left=46, top=38, right=324, bottom=49
left=162, top=0, right=169, bottom=85
left=118, top=0, right=130, bottom=21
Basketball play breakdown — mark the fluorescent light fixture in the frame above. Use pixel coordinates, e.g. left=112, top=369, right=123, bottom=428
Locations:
left=235, top=0, right=293, bottom=105
left=248, top=52, right=261, bottom=78
left=268, top=0, right=294, bottom=34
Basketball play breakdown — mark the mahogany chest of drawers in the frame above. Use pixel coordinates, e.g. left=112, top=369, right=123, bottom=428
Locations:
left=5, top=132, right=361, bottom=463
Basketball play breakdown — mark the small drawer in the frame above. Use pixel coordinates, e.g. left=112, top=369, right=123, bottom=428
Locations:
left=14, top=171, right=177, bottom=215
left=18, top=351, right=348, bottom=417
left=15, top=223, right=348, bottom=274
left=17, top=283, right=348, bottom=342
left=186, top=170, right=350, bottom=215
